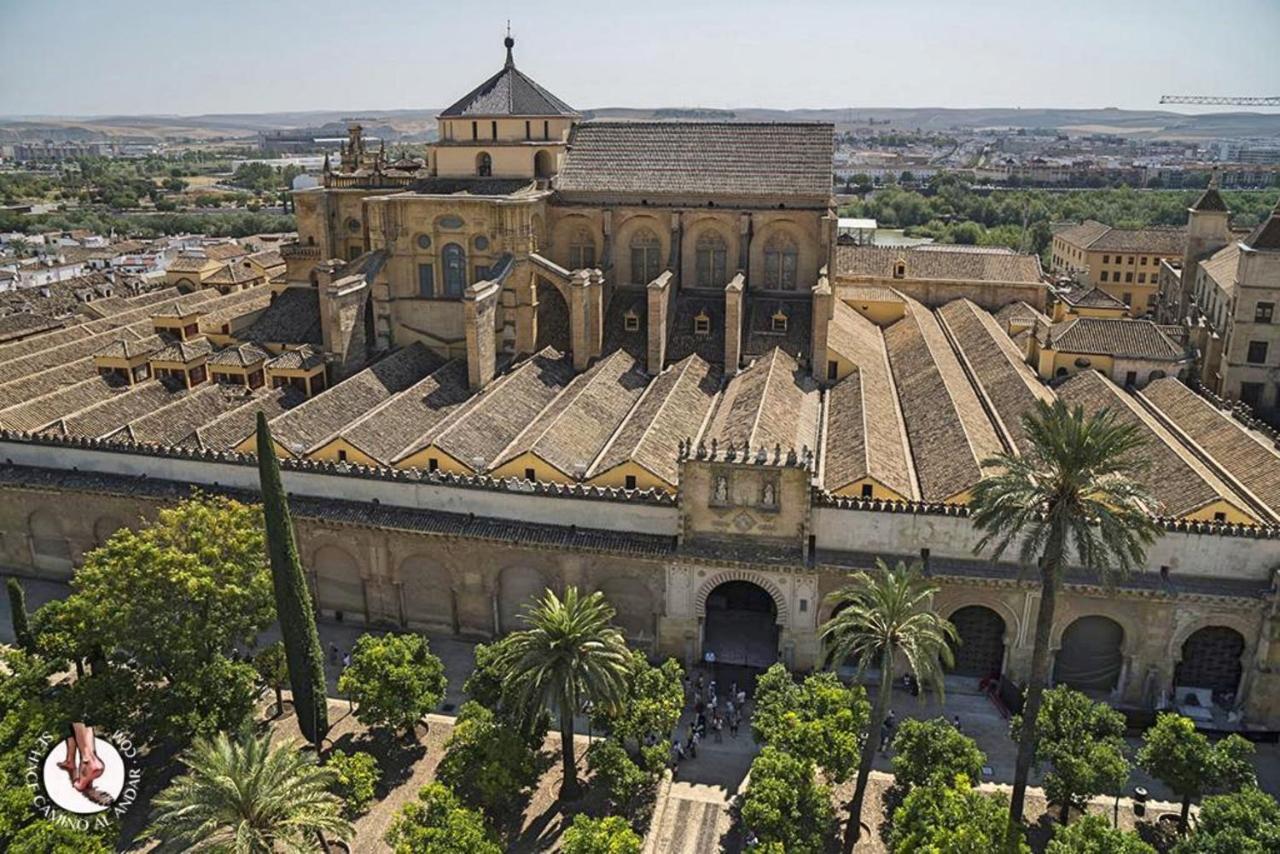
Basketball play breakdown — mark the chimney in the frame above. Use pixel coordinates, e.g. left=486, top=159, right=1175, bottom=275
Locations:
left=646, top=270, right=673, bottom=374
left=465, top=279, right=501, bottom=390
left=811, top=271, right=833, bottom=383
left=724, top=273, right=745, bottom=373
left=569, top=269, right=603, bottom=372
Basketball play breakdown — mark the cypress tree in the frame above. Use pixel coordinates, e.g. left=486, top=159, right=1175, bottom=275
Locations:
left=6, top=577, right=34, bottom=652
left=256, top=412, right=329, bottom=747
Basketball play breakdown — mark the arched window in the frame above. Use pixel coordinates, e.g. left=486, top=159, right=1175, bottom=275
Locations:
left=763, top=234, right=799, bottom=290
left=442, top=243, right=467, bottom=297
left=476, top=152, right=492, bottom=177
left=695, top=231, right=728, bottom=288
left=534, top=149, right=553, bottom=179
left=568, top=227, right=596, bottom=269
left=630, top=228, right=661, bottom=286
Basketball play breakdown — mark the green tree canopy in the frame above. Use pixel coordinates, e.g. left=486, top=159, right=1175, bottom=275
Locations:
left=253, top=641, right=289, bottom=717
left=384, top=782, right=501, bottom=854
left=740, top=747, right=835, bottom=854
left=337, top=632, right=447, bottom=735
left=1014, top=686, right=1130, bottom=824
left=561, top=814, right=642, bottom=854
left=752, top=664, right=868, bottom=784
left=436, top=701, right=538, bottom=817
left=890, top=717, right=986, bottom=791
left=1046, top=814, right=1155, bottom=854
left=327, top=749, right=381, bottom=818
left=889, top=775, right=1030, bottom=854
left=1137, top=713, right=1256, bottom=832
left=463, top=638, right=549, bottom=748
left=1172, top=786, right=1280, bottom=854
left=590, top=651, right=683, bottom=752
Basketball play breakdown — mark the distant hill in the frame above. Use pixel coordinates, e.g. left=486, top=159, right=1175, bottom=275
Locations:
left=2, top=106, right=1278, bottom=143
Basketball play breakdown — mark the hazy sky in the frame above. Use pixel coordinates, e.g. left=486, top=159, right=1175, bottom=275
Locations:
left=2, top=0, right=1279, bottom=117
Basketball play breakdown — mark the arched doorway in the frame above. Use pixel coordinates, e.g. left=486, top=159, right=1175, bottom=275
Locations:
left=1175, top=626, right=1246, bottom=699
left=534, top=149, right=553, bottom=179
left=1054, top=615, right=1124, bottom=694
left=702, top=580, right=779, bottom=668
left=498, top=566, right=549, bottom=634
left=399, top=555, right=455, bottom=633
left=949, top=605, right=1006, bottom=679
left=535, top=280, right=571, bottom=353
left=312, top=544, right=364, bottom=622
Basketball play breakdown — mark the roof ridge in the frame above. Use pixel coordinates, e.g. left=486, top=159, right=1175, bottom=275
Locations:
left=588, top=354, right=685, bottom=479
left=746, top=348, right=783, bottom=450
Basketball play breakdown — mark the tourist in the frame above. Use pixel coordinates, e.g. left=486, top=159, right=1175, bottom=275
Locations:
left=729, top=713, right=739, bottom=738
left=342, top=651, right=351, bottom=669
left=737, top=688, right=747, bottom=708
left=879, top=710, right=896, bottom=751
left=952, top=714, right=963, bottom=733
left=329, top=643, right=338, bottom=665
left=713, top=715, right=723, bottom=743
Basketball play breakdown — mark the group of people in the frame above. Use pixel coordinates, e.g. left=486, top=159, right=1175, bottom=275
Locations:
left=328, top=643, right=351, bottom=669
left=671, top=671, right=749, bottom=767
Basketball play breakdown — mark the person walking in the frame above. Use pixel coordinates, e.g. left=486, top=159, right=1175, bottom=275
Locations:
left=879, top=710, right=896, bottom=752
left=713, top=714, right=723, bottom=743
left=729, top=711, right=740, bottom=738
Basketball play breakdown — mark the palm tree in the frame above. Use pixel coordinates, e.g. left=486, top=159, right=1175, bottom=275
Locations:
left=147, top=729, right=352, bottom=853
left=969, top=399, right=1157, bottom=839
left=495, top=586, right=632, bottom=800
left=822, top=559, right=957, bottom=853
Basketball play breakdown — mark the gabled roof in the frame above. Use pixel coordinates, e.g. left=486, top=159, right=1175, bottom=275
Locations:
left=705, top=347, right=821, bottom=453
left=1059, top=285, right=1126, bottom=310
left=1047, top=317, right=1184, bottom=361
left=151, top=337, right=213, bottom=364
left=239, top=288, right=322, bottom=347
left=558, top=121, right=834, bottom=199
left=338, top=359, right=472, bottom=466
left=438, top=38, right=576, bottom=118
left=1244, top=204, right=1280, bottom=252
left=266, top=344, right=325, bottom=371
left=1190, top=185, right=1229, bottom=213
left=94, top=336, right=160, bottom=360
left=209, top=342, right=271, bottom=368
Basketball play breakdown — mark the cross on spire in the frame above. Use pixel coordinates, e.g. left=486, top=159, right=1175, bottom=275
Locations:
left=504, top=22, right=515, bottom=68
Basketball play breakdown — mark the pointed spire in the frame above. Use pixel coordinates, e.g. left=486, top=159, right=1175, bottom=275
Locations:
left=1190, top=168, right=1229, bottom=214
left=504, top=22, right=515, bottom=68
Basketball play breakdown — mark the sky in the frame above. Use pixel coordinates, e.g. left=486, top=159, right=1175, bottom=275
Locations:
left=2, top=0, right=1279, bottom=118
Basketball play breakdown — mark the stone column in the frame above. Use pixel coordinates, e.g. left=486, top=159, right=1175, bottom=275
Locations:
left=669, top=212, right=683, bottom=287
left=811, top=274, right=833, bottom=383
left=724, top=274, right=745, bottom=373
left=464, top=279, right=500, bottom=390
left=738, top=213, right=751, bottom=275
left=646, top=270, right=673, bottom=374
left=569, top=269, right=593, bottom=371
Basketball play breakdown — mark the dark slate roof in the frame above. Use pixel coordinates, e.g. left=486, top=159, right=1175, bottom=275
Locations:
left=1190, top=185, right=1229, bottom=213
left=557, top=121, right=834, bottom=199
left=238, top=288, right=322, bottom=347
left=742, top=296, right=811, bottom=362
left=1245, top=207, right=1280, bottom=252
left=666, top=295, right=724, bottom=364
left=438, top=41, right=576, bottom=118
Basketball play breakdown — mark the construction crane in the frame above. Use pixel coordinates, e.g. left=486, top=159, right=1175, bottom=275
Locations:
left=1160, top=95, right=1280, bottom=107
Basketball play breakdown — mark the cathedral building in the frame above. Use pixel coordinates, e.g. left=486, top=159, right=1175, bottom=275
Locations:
left=0, top=39, right=1278, bottom=732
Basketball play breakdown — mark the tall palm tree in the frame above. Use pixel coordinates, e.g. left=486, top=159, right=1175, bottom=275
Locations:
left=148, top=729, right=352, bottom=853
left=495, top=586, right=631, bottom=800
left=822, top=559, right=957, bottom=853
left=969, top=398, right=1157, bottom=839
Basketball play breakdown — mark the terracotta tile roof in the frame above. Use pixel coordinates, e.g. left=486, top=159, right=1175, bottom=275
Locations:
left=238, top=288, right=322, bottom=347
left=558, top=121, right=834, bottom=199
left=179, top=386, right=306, bottom=451
left=267, top=343, right=443, bottom=456
left=203, top=243, right=249, bottom=262
left=994, top=300, right=1050, bottom=331
left=1059, top=285, right=1127, bottom=310
left=0, top=357, right=98, bottom=410
left=94, top=336, right=161, bottom=360
left=1053, top=220, right=1111, bottom=248
left=1056, top=370, right=1251, bottom=520
left=151, top=337, right=213, bottom=364
left=166, top=254, right=215, bottom=274
left=1090, top=226, right=1185, bottom=254
left=45, top=380, right=186, bottom=439
left=266, top=344, right=326, bottom=371
left=199, top=286, right=273, bottom=329
left=835, top=245, right=1043, bottom=284
left=1140, top=378, right=1280, bottom=523
left=204, top=262, right=260, bottom=287
left=151, top=300, right=200, bottom=319
left=338, top=359, right=473, bottom=465
left=939, top=299, right=1055, bottom=455
left=209, top=342, right=270, bottom=368
left=842, top=284, right=905, bottom=304
left=883, top=297, right=1003, bottom=502
left=424, top=347, right=576, bottom=470
left=439, top=51, right=576, bottom=118
left=247, top=248, right=285, bottom=269
left=112, top=383, right=258, bottom=446
left=1200, top=243, right=1240, bottom=293
left=0, top=375, right=130, bottom=433
left=590, top=354, right=721, bottom=486
left=493, top=349, right=650, bottom=476
left=1047, top=317, right=1184, bottom=361
left=822, top=301, right=915, bottom=498
left=706, top=347, right=821, bottom=453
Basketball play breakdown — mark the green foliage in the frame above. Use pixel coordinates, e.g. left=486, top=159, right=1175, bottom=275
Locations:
left=327, top=749, right=381, bottom=818
left=1172, top=786, right=1280, bottom=854
left=162, top=176, right=188, bottom=192
left=591, top=651, right=684, bottom=750
left=1, top=208, right=296, bottom=239
left=1138, top=713, right=1256, bottom=831
left=230, top=162, right=287, bottom=192
left=586, top=738, right=649, bottom=812
left=253, top=640, right=289, bottom=714
left=890, top=717, right=986, bottom=791
left=384, top=782, right=502, bottom=854
left=147, top=729, right=352, bottom=852
left=193, top=193, right=222, bottom=208
left=751, top=664, right=868, bottom=783
left=39, top=494, right=273, bottom=742
left=9, top=819, right=114, bottom=854
left=1046, top=814, right=1155, bottom=853
left=6, top=578, right=33, bottom=652
left=1014, top=686, right=1129, bottom=822
left=436, top=701, right=537, bottom=817
left=739, top=747, right=834, bottom=854
left=463, top=638, right=549, bottom=748
left=494, top=587, right=632, bottom=800
left=0, top=649, right=71, bottom=847
left=337, top=632, right=447, bottom=735
left=561, top=814, right=642, bottom=854
left=257, top=413, right=328, bottom=747
left=889, top=775, right=1029, bottom=854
